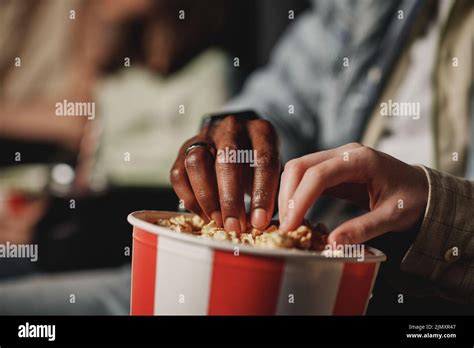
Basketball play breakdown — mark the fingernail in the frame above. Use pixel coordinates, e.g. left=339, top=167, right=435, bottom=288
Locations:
left=225, top=217, right=241, bottom=234
left=210, top=211, right=223, bottom=227
left=251, top=208, right=267, bottom=229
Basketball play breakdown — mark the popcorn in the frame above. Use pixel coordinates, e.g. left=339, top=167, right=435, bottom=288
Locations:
left=191, top=215, right=205, bottom=229
left=155, top=215, right=329, bottom=251
left=201, top=220, right=218, bottom=236
left=240, top=233, right=255, bottom=245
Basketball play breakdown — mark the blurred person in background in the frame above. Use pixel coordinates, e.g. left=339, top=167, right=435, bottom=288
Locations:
left=0, top=0, right=96, bottom=278
left=0, top=0, right=235, bottom=314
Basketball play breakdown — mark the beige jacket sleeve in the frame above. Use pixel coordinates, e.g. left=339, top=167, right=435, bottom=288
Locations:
left=401, top=166, right=474, bottom=303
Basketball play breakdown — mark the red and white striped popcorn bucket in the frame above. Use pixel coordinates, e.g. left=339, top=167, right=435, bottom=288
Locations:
left=128, top=211, right=386, bottom=315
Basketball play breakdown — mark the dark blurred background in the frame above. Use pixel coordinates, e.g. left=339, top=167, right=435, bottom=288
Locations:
left=0, top=0, right=309, bottom=274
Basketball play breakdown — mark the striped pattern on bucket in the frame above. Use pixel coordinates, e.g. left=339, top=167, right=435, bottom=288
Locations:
left=131, top=227, right=379, bottom=315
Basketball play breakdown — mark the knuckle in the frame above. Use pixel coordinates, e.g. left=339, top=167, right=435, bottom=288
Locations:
left=252, top=119, right=274, bottom=132
left=217, top=142, right=239, bottom=152
left=251, top=119, right=277, bottom=140
left=169, top=167, right=185, bottom=184
left=358, top=146, right=380, bottom=172
left=305, top=165, right=324, bottom=182
left=345, top=142, right=363, bottom=149
left=284, top=159, right=303, bottom=175
left=360, top=145, right=377, bottom=158
left=184, top=151, right=205, bottom=169
left=220, top=115, right=239, bottom=129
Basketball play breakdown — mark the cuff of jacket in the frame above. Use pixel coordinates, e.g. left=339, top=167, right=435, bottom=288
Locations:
left=400, top=166, right=474, bottom=302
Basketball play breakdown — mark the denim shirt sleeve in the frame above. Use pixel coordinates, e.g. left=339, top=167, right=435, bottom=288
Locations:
left=222, top=0, right=401, bottom=162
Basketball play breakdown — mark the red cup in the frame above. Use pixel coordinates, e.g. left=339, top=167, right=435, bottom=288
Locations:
left=128, top=211, right=386, bottom=315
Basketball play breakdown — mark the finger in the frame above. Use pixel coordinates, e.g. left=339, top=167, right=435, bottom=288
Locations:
left=247, top=119, right=280, bottom=229
left=214, top=116, right=247, bottom=234
left=170, top=158, right=205, bottom=217
left=278, top=161, right=303, bottom=225
left=322, top=183, right=369, bottom=209
left=278, top=143, right=362, bottom=223
left=328, top=204, right=394, bottom=244
left=184, top=146, right=223, bottom=227
left=281, top=146, right=375, bottom=231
